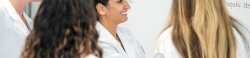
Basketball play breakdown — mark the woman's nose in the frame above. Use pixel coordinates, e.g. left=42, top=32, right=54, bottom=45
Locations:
left=124, top=0, right=131, bottom=10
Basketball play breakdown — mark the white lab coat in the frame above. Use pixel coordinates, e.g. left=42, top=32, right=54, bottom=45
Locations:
left=84, top=54, right=99, bottom=58
left=155, top=27, right=250, bottom=58
left=96, top=22, right=145, bottom=58
left=0, top=0, right=33, bottom=58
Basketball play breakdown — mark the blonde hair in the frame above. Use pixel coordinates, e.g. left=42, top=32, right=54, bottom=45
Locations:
left=165, top=0, right=249, bottom=58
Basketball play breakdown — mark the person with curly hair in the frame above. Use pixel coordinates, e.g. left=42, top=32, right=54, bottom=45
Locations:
left=21, top=0, right=102, bottom=58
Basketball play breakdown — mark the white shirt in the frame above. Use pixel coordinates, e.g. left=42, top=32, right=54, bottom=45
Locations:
left=84, top=54, right=99, bottom=58
left=0, top=0, right=33, bottom=58
left=96, top=22, right=145, bottom=58
left=155, top=27, right=250, bottom=58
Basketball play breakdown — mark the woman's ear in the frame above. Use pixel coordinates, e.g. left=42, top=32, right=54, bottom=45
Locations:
left=96, top=3, right=106, bottom=16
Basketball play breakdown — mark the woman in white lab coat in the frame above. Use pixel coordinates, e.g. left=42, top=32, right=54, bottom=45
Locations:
left=21, top=0, right=102, bottom=58
left=155, top=0, right=250, bottom=58
left=94, top=0, right=145, bottom=58
left=0, top=0, right=36, bottom=58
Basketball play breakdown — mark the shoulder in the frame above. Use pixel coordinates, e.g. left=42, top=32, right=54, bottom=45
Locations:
left=233, top=28, right=250, bottom=58
left=117, top=27, right=143, bottom=48
left=156, top=27, right=173, bottom=51
left=0, top=1, right=7, bottom=18
left=156, top=27, right=181, bottom=58
left=117, top=27, right=133, bottom=37
left=157, top=27, right=173, bottom=47
left=0, top=0, right=10, bottom=14
left=158, top=27, right=173, bottom=41
left=0, top=0, right=15, bottom=21
left=117, top=26, right=141, bottom=44
left=0, top=0, right=6, bottom=8
left=117, top=26, right=137, bottom=42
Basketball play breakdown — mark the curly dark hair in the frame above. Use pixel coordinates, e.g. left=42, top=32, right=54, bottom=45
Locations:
left=21, top=0, right=102, bottom=58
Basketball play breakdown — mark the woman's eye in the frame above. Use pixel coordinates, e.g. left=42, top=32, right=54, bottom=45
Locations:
left=118, top=0, right=123, bottom=3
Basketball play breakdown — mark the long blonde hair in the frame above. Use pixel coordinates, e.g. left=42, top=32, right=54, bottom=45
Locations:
left=166, top=0, right=249, bottom=58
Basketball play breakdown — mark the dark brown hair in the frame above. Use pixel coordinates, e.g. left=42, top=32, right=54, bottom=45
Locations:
left=21, top=0, right=102, bottom=58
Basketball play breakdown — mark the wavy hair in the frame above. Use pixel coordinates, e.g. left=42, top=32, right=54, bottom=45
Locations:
left=165, top=0, right=250, bottom=58
left=21, top=0, right=102, bottom=58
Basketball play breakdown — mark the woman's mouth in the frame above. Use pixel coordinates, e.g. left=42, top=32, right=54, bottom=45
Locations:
left=121, top=12, right=127, bottom=15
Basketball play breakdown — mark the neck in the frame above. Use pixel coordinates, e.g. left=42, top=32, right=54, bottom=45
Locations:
left=10, top=0, right=28, bottom=16
left=99, top=20, right=118, bottom=39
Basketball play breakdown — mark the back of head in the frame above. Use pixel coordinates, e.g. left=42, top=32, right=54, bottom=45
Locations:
left=167, top=0, right=245, bottom=58
left=21, top=0, right=102, bottom=58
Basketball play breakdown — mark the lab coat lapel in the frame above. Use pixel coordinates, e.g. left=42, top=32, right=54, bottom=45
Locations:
left=13, top=13, right=32, bottom=37
left=23, top=13, right=33, bottom=29
left=117, top=28, right=136, bottom=58
left=96, top=22, right=128, bottom=55
left=6, top=0, right=30, bottom=38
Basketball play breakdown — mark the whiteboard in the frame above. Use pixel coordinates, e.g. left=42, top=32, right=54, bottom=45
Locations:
left=227, top=0, right=250, bottom=30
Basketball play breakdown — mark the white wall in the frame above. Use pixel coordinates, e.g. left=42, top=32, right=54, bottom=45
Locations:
left=227, top=0, right=250, bottom=30
left=121, top=0, right=172, bottom=58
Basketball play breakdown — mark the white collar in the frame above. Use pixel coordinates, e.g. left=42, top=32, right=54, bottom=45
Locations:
left=96, top=22, right=121, bottom=44
left=5, top=0, right=32, bottom=26
left=3, top=0, right=33, bottom=38
left=96, top=22, right=134, bottom=43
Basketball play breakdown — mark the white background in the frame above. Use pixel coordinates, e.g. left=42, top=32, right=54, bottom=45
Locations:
left=121, top=0, right=172, bottom=58
left=29, top=0, right=250, bottom=58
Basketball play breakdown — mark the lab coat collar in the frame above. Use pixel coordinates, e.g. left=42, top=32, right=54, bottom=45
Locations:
left=23, top=13, right=33, bottom=29
left=5, top=0, right=32, bottom=38
left=116, top=27, right=140, bottom=58
left=96, top=22, right=131, bottom=55
left=96, top=22, right=121, bottom=45
left=5, top=0, right=32, bottom=28
left=116, top=27, right=134, bottom=43
left=96, top=22, right=134, bottom=45
left=96, top=22, right=145, bottom=58
left=96, top=22, right=139, bottom=57
left=4, top=0, right=20, bottom=22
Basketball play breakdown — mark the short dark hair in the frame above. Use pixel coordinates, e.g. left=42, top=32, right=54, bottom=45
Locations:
left=21, top=0, right=102, bottom=58
left=94, top=0, right=109, bottom=6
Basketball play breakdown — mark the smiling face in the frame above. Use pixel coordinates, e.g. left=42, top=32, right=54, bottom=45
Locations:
left=96, top=0, right=130, bottom=24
